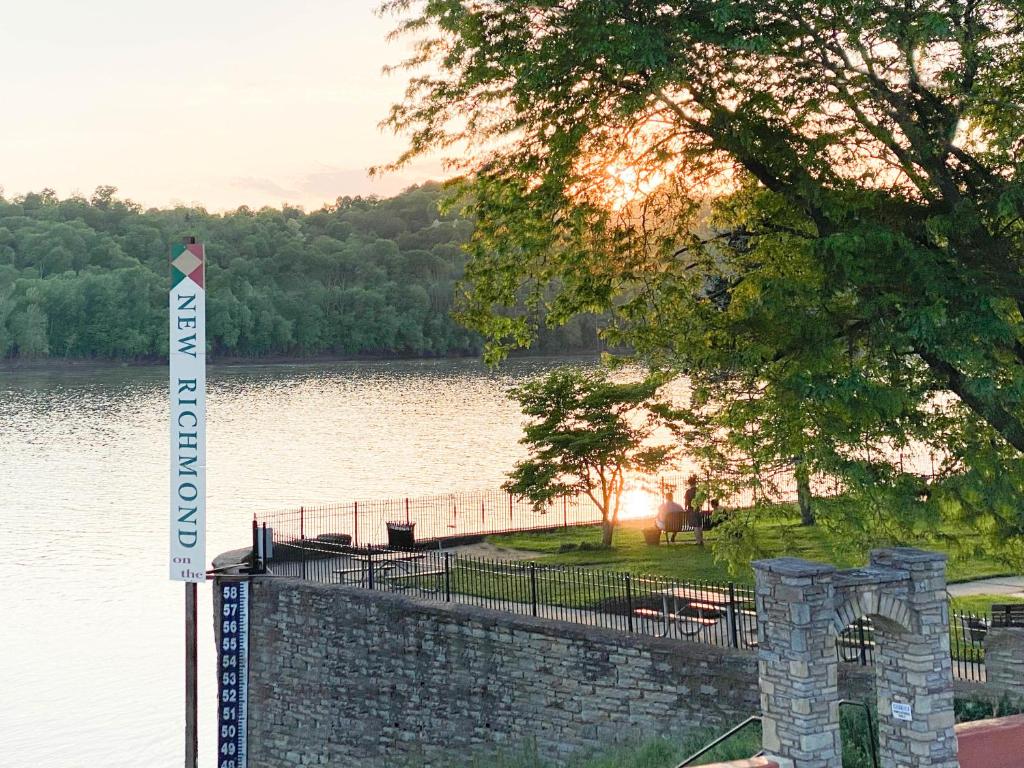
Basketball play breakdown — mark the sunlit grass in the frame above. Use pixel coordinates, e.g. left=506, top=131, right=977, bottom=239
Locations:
left=488, top=499, right=1018, bottom=586
left=951, top=594, right=1024, bottom=615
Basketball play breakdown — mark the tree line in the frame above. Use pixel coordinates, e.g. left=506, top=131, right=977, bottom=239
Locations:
left=0, top=183, right=602, bottom=361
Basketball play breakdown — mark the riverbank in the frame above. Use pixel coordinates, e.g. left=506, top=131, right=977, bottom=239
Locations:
left=0, top=349, right=603, bottom=373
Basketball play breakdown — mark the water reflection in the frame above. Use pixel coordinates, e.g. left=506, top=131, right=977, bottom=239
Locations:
left=0, top=356, right=594, bottom=768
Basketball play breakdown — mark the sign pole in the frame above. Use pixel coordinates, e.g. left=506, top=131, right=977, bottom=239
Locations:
left=186, top=582, right=198, bottom=768
left=170, top=237, right=207, bottom=768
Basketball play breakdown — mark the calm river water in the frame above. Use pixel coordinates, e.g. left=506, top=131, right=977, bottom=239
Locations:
left=0, top=357, right=597, bottom=768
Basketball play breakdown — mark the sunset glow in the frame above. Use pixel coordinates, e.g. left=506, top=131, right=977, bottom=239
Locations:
left=618, top=487, right=660, bottom=521
left=0, top=0, right=440, bottom=211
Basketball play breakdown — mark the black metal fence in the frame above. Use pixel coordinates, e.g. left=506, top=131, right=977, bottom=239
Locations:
left=253, top=534, right=988, bottom=681
left=834, top=612, right=988, bottom=682
left=251, top=471, right=835, bottom=549
left=256, top=488, right=608, bottom=548
left=265, top=539, right=759, bottom=648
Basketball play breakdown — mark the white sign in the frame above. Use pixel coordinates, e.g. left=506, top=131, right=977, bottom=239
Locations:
left=891, top=702, right=913, bottom=722
left=169, top=242, right=207, bottom=582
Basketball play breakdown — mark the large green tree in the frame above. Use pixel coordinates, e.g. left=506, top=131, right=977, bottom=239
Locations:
left=384, top=0, right=1024, bottom=564
left=505, top=369, right=676, bottom=546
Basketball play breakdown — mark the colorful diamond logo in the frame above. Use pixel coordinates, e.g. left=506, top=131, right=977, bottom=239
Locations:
left=172, top=250, right=202, bottom=276
left=171, top=244, right=205, bottom=289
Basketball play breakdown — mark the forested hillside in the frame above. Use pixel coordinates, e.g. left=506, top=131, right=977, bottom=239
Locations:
left=0, top=184, right=601, bottom=361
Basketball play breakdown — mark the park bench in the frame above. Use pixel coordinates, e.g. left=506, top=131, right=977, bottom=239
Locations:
left=991, top=603, right=1024, bottom=628
left=735, top=608, right=759, bottom=647
left=333, top=566, right=365, bottom=584
left=684, top=600, right=725, bottom=617
left=657, top=522, right=706, bottom=544
left=633, top=607, right=719, bottom=636
left=333, top=562, right=397, bottom=585
left=385, top=568, right=447, bottom=588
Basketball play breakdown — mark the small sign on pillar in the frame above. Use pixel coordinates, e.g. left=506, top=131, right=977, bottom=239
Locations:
left=891, top=702, right=913, bottom=722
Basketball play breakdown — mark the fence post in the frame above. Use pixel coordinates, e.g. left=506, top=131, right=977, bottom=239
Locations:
left=626, top=574, right=634, bottom=633
left=354, top=501, right=359, bottom=547
left=367, top=550, right=375, bottom=591
left=563, top=496, right=567, bottom=528
left=529, top=563, right=538, bottom=617
left=481, top=500, right=485, bottom=526
left=300, top=506, right=305, bottom=541
left=727, top=582, right=739, bottom=648
left=262, top=523, right=269, bottom=571
left=405, top=498, right=410, bottom=525
left=302, top=541, right=307, bottom=581
left=509, top=494, right=513, bottom=526
left=251, top=517, right=260, bottom=573
left=858, top=618, right=868, bottom=666
left=444, top=552, right=451, bottom=602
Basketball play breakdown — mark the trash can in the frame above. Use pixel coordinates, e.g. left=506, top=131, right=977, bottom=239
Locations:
left=642, top=527, right=662, bottom=546
left=386, top=521, right=416, bottom=548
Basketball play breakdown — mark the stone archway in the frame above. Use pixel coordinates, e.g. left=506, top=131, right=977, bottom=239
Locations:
left=752, top=548, right=958, bottom=768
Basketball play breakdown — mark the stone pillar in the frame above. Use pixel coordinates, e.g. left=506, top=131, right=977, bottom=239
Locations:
left=985, top=626, right=1024, bottom=702
left=869, top=548, right=958, bottom=768
left=752, top=558, right=841, bottom=768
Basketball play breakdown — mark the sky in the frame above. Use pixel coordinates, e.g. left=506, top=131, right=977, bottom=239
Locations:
left=0, top=0, right=443, bottom=212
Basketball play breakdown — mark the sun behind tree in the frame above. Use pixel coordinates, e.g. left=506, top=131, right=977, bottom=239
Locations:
left=504, top=368, right=677, bottom=547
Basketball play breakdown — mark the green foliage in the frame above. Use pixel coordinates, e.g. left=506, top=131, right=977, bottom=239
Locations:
left=489, top=503, right=1015, bottom=584
left=414, top=728, right=762, bottom=768
left=950, top=594, right=1024, bottom=615
left=955, top=694, right=1024, bottom=723
left=0, top=185, right=602, bottom=361
left=384, top=0, right=1024, bottom=566
left=505, top=369, right=676, bottom=545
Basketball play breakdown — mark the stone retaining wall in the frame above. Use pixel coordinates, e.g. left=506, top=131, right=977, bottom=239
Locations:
left=213, top=565, right=1024, bottom=767
left=985, top=627, right=1024, bottom=702
left=228, top=574, right=761, bottom=767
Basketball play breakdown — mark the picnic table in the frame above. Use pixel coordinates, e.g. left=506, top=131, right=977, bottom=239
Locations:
left=333, top=551, right=444, bottom=590
left=634, top=585, right=757, bottom=646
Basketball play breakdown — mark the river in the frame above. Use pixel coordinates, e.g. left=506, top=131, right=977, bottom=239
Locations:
left=0, top=357, right=599, bottom=768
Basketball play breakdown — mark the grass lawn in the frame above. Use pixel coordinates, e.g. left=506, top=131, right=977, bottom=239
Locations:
left=426, top=727, right=762, bottom=768
left=487, top=501, right=1019, bottom=586
left=419, top=708, right=878, bottom=768
left=951, top=594, right=1024, bottom=615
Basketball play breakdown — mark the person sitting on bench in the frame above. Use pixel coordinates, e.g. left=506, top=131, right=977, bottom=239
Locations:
left=684, top=474, right=704, bottom=545
left=656, top=491, right=685, bottom=542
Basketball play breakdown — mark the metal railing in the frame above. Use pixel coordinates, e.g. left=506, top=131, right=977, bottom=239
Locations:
left=249, top=515, right=990, bottom=687
left=259, top=536, right=761, bottom=650
left=251, top=471, right=825, bottom=548
left=256, top=488, right=607, bottom=547
left=250, top=530, right=990, bottom=682
left=950, top=611, right=989, bottom=682
left=834, top=612, right=988, bottom=682
left=676, top=716, right=763, bottom=767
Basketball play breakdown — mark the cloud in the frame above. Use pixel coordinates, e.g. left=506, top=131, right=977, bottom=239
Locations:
left=229, top=176, right=302, bottom=199
left=220, top=156, right=450, bottom=211
left=298, top=158, right=447, bottom=201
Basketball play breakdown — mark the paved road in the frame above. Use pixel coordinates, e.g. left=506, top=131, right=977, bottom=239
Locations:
left=948, top=576, right=1024, bottom=598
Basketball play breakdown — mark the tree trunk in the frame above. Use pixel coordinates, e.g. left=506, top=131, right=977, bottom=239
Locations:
left=795, top=459, right=814, bottom=526
left=916, top=347, right=1024, bottom=453
left=601, top=517, right=615, bottom=547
